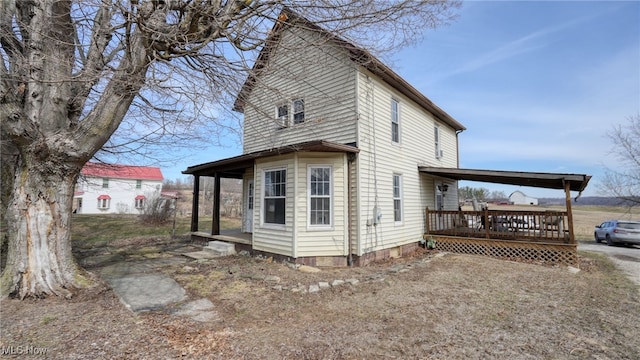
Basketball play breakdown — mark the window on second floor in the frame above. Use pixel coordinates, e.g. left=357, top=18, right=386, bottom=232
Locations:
left=275, top=98, right=305, bottom=128
left=276, top=103, right=289, bottom=127
left=434, top=125, right=442, bottom=159
left=391, top=99, right=400, bottom=143
left=102, top=178, right=109, bottom=188
left=293, top=98, right=305, bottom=124
left=136, top=180, right=142, bottom=189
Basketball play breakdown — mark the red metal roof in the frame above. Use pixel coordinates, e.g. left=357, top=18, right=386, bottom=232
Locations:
left=135, top=195, right=146, bottom=200
left=82, top=162, right=163, bottom=181
left=97, top=194, right=111, bottom=200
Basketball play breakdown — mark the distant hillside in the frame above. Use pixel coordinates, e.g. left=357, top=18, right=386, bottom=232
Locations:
left=538, top=196, right=635, bottom=206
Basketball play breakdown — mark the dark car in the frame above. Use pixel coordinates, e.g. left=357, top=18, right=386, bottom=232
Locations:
left=594, top=220, right=640, bottom=246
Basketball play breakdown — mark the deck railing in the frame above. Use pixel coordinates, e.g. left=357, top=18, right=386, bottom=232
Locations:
left=425, top=208, right=572, bottom=244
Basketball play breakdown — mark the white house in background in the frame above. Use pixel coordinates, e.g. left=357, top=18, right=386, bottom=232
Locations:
left=74, top=162, right=163, bottom=214
left=509, top=190, right=538, bottom=206
left=183, top=9, right=466, bottom=266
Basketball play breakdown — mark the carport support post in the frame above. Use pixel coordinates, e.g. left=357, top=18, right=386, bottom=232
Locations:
left=564, top=181, right=575, bottom=244
left=211, top=172, right=221, bottom=235
left=190, top=175, right=200, bottom=232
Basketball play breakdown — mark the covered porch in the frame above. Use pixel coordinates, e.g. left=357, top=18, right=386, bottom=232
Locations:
left=419, top=167, right=591, bottom=265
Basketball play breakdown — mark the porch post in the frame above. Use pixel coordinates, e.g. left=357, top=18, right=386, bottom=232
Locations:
left=564, top=181, right=575, bottom=244
left=211, top=172, right=221, bottom=235
left=190, top=175, right=200, bottom=232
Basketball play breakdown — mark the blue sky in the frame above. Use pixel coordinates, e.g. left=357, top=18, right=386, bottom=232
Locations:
left=164, top=1, right=640, bottom=199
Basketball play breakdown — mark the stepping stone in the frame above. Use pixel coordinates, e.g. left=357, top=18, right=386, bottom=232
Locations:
left=107, top=274, right=186, bottom=312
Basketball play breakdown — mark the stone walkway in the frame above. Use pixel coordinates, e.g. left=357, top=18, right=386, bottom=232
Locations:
left=79, top=240, right=450, bottom=321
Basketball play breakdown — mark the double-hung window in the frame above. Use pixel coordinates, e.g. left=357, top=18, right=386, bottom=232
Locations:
left=434, top=125, right=442, bottom=158
left=102, top=178, right=109, bottom=188
left=391, top=99, right=400, bottom=143
left=293, top=99, right=305, bottom=124
left=393, top=174, right=402, bottom=222
left=276, top=103, right=289, bottom=127
left=309, top=166, right=331, bottom=226
left=275, top=98, right=305, bottom=127
left=264, top=169, right=286, bottom=225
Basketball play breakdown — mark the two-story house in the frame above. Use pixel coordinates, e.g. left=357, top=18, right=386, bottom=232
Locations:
left=183, top=10, right=465, bottom=266
left=74, top=162, right=164, bottom=215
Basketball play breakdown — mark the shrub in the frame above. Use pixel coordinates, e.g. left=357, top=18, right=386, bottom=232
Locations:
left=140, top=194, right=175, bottom=225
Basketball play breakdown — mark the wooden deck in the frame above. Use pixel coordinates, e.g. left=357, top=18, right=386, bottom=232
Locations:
left=425, top=208, right=577, bottom=265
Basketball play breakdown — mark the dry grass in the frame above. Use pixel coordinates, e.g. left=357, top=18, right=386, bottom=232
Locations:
left=2, top=245, right=639, bottom=359
left=2, top=206, right=639, bottom=358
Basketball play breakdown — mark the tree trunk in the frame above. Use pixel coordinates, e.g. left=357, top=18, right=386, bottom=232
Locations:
left=1, top=160, right=90, bottom=299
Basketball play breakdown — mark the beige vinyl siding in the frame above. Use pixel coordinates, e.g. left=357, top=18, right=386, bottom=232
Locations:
left=294, top=153, right=349, bottom=257
left=253, top=155, right=295, bottom=256
left=242, top=28, right=358, bottom=154
left=354, top=70, right=460, bottom=254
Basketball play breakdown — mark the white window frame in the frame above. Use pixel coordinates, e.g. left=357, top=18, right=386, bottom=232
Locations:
left=391, top=99, right=400, bottom=143
left=275, top=98, right=305, bottom=128
left=262, top=167, right=287, bottom=226
left=292, top=98, right=305, bottom=124
left=102, top=178, right=109, bottom=188
left=308, top=165, right=333, bottom=229
left=135, top=197, right=145, bottom=209
left=97, top=198, right=110, bottom=209
left=276, top=103, right=289, bottom=128
left=434, top=124, right=442, bottom=159
left=136, top=180, right=142, bottom=189
left=393, top=174, right=403, bottom=223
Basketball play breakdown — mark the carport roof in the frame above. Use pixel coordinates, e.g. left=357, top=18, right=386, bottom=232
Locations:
left=418, top=167, right=591, bottom=193
left=182, top=140, right=359, bottom=178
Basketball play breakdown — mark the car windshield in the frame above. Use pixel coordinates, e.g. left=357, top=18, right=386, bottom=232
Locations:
left=618, top=222, right=640, bottom=230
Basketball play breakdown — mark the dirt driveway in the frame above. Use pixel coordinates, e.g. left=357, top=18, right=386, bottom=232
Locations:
left=1, top=239, right=639, bottom=359
left=579, top=242, right=640, bottom=285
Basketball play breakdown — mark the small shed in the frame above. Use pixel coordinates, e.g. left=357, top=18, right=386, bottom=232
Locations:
left=509, top=190, right=538, bottom=205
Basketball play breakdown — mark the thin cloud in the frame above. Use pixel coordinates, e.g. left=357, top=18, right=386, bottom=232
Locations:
left=443, top=12, right=598, bottom=79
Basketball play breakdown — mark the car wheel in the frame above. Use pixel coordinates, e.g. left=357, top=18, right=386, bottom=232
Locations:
left=594, top=233, right=601, bottom=243
left=606, top=234, right=613, bottom=246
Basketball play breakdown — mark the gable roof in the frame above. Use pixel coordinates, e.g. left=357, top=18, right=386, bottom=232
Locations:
left=82, top=162, right=164, bottom=181
left=233, top=9, right=466, bottom=132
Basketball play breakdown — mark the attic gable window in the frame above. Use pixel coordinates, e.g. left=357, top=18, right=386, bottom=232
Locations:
left=275, top=98, right=305, bottom=128
left=276, top=103, right=289, bottom=127
left=292, top=98, right=305, bottom=124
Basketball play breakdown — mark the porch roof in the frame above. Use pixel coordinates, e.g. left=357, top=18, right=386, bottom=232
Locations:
left=182, top=140, right=359, bottom=178
left=418, top=166, right=591, bottom=193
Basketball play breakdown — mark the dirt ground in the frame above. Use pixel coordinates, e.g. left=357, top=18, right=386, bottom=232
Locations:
left=1, top=237, right=639, bottom=359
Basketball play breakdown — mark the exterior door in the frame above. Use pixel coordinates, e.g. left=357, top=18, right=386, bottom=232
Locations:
left=245, top=180, right=254, bottom=233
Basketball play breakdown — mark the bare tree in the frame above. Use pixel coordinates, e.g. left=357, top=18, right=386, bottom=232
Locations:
left=0, top=0, right=460, bottom=298
left=600, top=114, right=640, bottom=207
